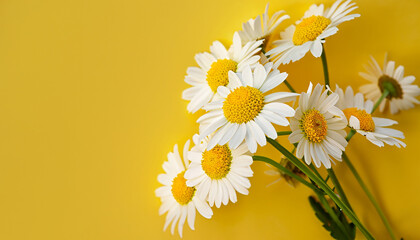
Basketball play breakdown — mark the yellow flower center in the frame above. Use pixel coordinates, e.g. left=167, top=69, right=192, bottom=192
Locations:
left=378, top=75, right=403, bottom=99
left=343, top=108, right=375, bottom=132
left=171, top=171, right=196, bottom=205
left=201, top=144, right=232, bottom=179
left=223, top=86, right=264, bottom=123
left=299, top=109, right=328, bottom=143
left=206, top=59, right=238, bottom=92
left=293, top=16, right=331, bottom=45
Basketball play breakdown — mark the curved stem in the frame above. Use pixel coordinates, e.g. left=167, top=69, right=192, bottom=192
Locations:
left=320, top=46, right=330, bottom=88
left=267, top=138, right=374, bottom=239
left=371, top=89, right=390, bottom=113
left=342, top=153, right=396, bottom=240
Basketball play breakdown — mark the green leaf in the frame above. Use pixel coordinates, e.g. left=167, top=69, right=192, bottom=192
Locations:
left=309, top=196, right=355, bottom=240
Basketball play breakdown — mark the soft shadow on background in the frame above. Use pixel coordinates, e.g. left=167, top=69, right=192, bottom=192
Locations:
left=0, top=0, right=419, bottom=239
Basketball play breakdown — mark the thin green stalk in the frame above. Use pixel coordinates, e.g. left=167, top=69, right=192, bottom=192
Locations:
left=267, top=138, right=374, bottom=239
left=315, top=190, right=352, bottom=239
left=342, top=153, right=396, bottom=240
left=320, top=46, right=330, bottom=88
left=276, top=131, right=292, bottom=136
left=327, top=168, right=353, bottom=212
left=346, top=129, right=356, bottom=142
left=283, top=80, right=296, bottom=93
left=252, top=155, right=321, bottom=194
left=371, top=89, right=389, bottom=113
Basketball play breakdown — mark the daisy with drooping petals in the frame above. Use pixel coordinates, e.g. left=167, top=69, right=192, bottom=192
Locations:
left=289, top=83, right=348, bottom=169
left=359, top=54, right=420, bottom=114
left=264, top=157, right=305, bottom=188
left=155, top=141, right=213, bottom=237
left=266, top=0, right=360, bottom=66
left=182, top=32, right=263, bottom=113
left=198, top=62, right=299, bottom=153
left=185, top=134, right=253, bottom=208
left=335, top=85, right=406, bottom=148
left=238, top=3, right=290, bottom=47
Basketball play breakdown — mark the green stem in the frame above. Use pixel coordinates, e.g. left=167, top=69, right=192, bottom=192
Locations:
left=320, top=46, right=330, bottom=88
left=346, top=129, right=356, bottom=142
left=252, top=155, right=321, bottom=194
left=315, top=191, right=352, bottom=239
left=371, top=89, right=390, bottom=113
left=283, top=80, right=296, bottom=93
left=327, top=168, right=353, bottom=212
left=276, top=131, right=292, bottom=136
left=342, top=153, right=396, bottom=240
left=267, top=138, right=374, bottom=239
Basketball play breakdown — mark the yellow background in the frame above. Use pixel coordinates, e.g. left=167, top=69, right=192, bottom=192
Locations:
left=0, top=0, right=419, bottom=239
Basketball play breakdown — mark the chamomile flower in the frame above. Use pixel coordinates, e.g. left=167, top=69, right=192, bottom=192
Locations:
left=155, top=141, right=213, bottom=237
left=266, top=0, right=360, bottom=66
left=238, top=3, right=290, bottom=47
left=182, top=32, right=263, bottom=113
left=289, top=83, right=348, bottom=169
left=198, top=63, right=299, bottom=153
left=185, top=134, right=253, bottom=208
left=359, top=54, right=420, bottom=114
left=335, top=85, right=406, bottom=147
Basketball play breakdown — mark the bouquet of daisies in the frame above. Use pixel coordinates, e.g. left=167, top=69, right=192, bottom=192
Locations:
left=155, top=1, right=419, bottom=239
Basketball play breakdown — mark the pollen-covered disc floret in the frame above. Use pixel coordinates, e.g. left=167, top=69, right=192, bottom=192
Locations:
left=155, top=141, right=213, bottom=237
left=201, top=144, right=232, bottom=179
left=238, top=3, right=290, bottom=45
left=185, top=134, right=253, bottom=208
left=335, top=85, right=406, bottom=148
left=207, top=59, right=238, bottom=92
left=267, top=0, right=360, bottom=66
left=293, top=16, right=331, bottom=45
left=299, top=109, right=328, bottom=143
left=359, top=54, right=420, bottom=114
left=223, top=86, right=265, bottom=123
left=182, top=32, right=263, bottom=113
left=289, top=83, right=348, bottom=169
left=198, top=63, right=298, bottom=153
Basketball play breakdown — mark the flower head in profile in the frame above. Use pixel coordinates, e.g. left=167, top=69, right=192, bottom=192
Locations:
left=182, top=32, right=263, bottom=113
left=289, top=83, right=348, bottom=168
left=265, top=157, right=305, bottom=188
left=336, top=86, right=406, bottom=147
left=238, top=3, right=289, bottom=47
left=267, top=0, right=360, bottom=66
left=198, top=62, right=299, bottom=153
left=359, top=54, right=420, bottom=114
left=155, top=141, right=213, bottom=237
left=185, top=134, right=253, bottom=208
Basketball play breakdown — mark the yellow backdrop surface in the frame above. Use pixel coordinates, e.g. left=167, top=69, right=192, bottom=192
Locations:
left=0, top=0, right=419, bottom=239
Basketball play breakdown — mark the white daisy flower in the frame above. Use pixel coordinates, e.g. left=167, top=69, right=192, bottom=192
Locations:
left=266, top=0, right=360, bottom=66
left=359, top=54, right=420, bottom=114
left=238, top=3, right=290, bottom=47
left=198, top=62, right=299, bottom=153
left=289, top=83, right=348, bottom=169
left=182, top=32, right=263, bottom=113
left=155, top=141, right=213, bottom=237
left=185, top=134, right=253, bottom=208
left=335, top=85, right=406, bottom=148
